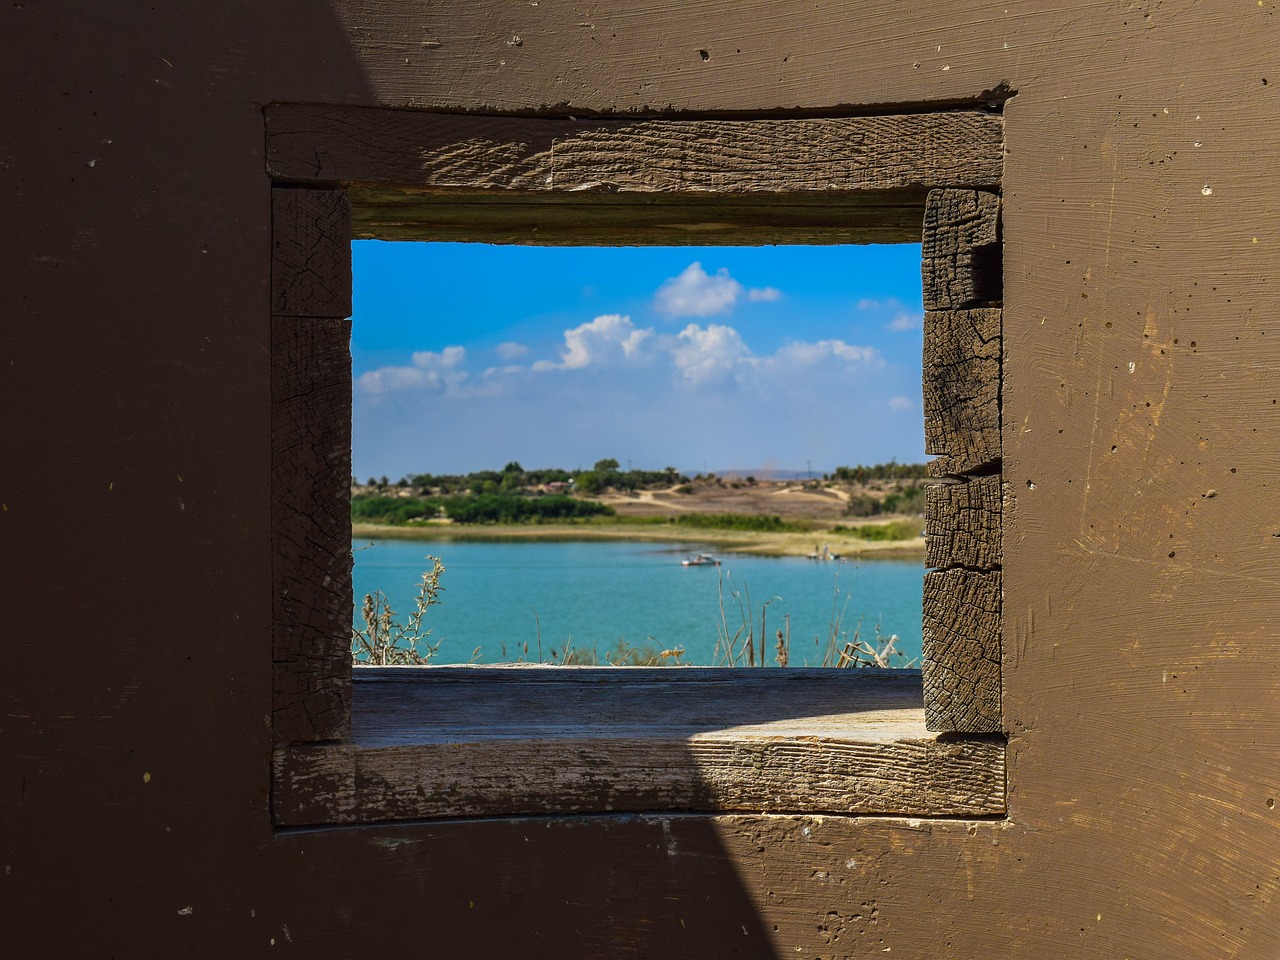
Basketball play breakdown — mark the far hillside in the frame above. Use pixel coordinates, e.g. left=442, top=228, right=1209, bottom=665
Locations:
left=352, top=460, right=928, bottom=527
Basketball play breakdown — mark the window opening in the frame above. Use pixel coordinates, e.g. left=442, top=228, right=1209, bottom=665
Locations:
left=266, top=104, right=1006, bottom=826
left=349, top=241, right=929, bottom=669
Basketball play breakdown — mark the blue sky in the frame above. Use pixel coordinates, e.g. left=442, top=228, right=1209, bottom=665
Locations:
left=351, top=241, right=925, bottom=480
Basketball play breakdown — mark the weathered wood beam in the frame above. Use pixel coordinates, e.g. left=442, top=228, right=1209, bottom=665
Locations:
left=922, top=474, right=1002, bottom=734
left=923, top=307, right=1002, bottom=477
left=925, top=474, right=1002, bottom=571
left=919, top=188, right=1003, bottom=734
left=271, top=314, right=353, bottom=744
left=349, top=186, right=928, bottom=246
left=921, top=188, right=1001, bottom=310
left=266, top=106, right=1003, bottom=195
left=272, top=668, right=1005, bottom=824
left=271, top=186, right=353, bottom=744
left=271, top=187, right=352, bottom=318
left=922, top=570, right=1002, bottom=733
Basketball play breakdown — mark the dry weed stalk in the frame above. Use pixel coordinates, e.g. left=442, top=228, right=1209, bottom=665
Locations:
left=713, top=570, right=781, bottom=666
left=351, top=555, right=445, bottom=665
left=720, top=568, right=916, bottom=669
left=834, top=626, right=916, bottom=669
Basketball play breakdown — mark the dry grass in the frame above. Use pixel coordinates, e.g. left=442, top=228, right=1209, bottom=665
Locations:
left=712, top=569, right=917, bottom=669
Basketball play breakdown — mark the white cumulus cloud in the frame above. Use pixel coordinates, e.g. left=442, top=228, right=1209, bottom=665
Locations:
left=357, top=346, right=468, bottom=394
left=888, top=395, right=915, bottom=411
left=886, top=313, right=921, bottom=332
left=671, top=323, right=751, bottom=383
left=534, top=314, right=652, bottom=371
left=747, top=286, right=782, bottom=302
left=654, top=262, right=744, bottom=319
left=769, top=339, right=882, bottom=368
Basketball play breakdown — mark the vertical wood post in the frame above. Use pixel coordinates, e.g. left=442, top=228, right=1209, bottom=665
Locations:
left=920, top=189, right=1003, bottom=734
left=271, top=187, right=353, bottom=744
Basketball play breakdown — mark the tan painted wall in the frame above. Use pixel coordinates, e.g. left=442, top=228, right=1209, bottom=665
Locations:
left=5, top=2, right=1280, bottom=956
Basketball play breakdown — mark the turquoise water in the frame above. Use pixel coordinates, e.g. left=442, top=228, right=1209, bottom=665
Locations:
left=352, top=538, right=924, bottom=667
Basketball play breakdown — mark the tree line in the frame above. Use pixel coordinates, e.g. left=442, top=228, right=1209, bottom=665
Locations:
left=352, top=492, right=614, bottom=526
left=360, top=459, right=929, bottom=494
left=829, top=460, right=929, bottom=483
left=359, top=460, right=690, bottom=497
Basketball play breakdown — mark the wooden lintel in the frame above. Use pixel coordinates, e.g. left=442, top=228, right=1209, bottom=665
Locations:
left=349, top=185, right=929, bottom=246
left=267, top=106, right=1003, bottom=195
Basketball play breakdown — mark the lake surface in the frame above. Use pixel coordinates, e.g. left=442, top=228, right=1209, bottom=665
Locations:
left=352, top=538, right=924, bottom=667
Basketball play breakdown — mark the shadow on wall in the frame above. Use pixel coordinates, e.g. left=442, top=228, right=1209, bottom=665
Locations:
left=4, top=3, right=802, bottom=957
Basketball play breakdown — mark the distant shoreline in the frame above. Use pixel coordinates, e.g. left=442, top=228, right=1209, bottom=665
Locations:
left=351, top=521, right=927, bottom=559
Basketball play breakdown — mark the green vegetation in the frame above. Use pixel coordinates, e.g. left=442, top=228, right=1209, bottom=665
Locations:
left=843, top=482, right=926, bottom=518
left=881, top=484, right=926, bottom=515
left=352, top=459, right=931, bottom=528
left=583, top=514, right=803, bottom=537
left=389, top=459, right=688, bottom=497
left=352, top=495, right=442, bottom=525
left=832, top=519, right=923, bottom=541
left=351, top=491, right=613, bottom=525
left=669, top=512, right=810, bottom=533
left=830, top=460, right=928, bottom=483
left=442, top=493, right=612, bottom=524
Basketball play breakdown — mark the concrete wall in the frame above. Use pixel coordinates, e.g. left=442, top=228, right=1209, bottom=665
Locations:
left=6, top=2, right=1280, bottom=956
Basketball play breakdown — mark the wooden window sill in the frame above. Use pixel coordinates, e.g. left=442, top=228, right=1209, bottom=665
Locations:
left=272, top=667, right=1005, bottom=826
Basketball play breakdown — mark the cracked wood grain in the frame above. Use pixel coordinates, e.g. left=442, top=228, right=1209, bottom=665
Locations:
left=922, top=570, right=1002, bottom=733
left=266, top=105, right=1003, bottom=195
left=923, top=307, right=1002, bottom=477
left=925, top=474, right=1002, bottom=571
left=922, top=475, right=1002, bottom=733
left=922, top=188, right=1001, bottom=310
left=271, top=187, right=352, bottom=318
left=919, top=191, right=1003, bottom=734
left=272, top=315, right=353, bottom=743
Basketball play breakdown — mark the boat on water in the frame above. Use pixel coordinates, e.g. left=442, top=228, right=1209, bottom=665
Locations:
left=681, top=553, right=721, bottom=566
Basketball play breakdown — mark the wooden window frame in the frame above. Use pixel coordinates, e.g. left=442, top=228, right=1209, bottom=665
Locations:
left=266, top=105, right=1006, bottom=827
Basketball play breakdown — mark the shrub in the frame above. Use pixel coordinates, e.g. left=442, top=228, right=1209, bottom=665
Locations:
left=672, top=512, right=808, bottom=533
left=832, top=520, right=921, bottom=541
left=351, top=556, right=444, bottom=665
left=881, top=483, right=926, bottom=516
left=442, top=493, right=613, bottom=524
left=351, top=495, right=442, bottom=524
left=843, top=493, right=883, bottom=517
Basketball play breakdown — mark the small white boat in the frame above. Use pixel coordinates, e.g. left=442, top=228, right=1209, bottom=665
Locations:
left=681, top=553, right=721, bottom=566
